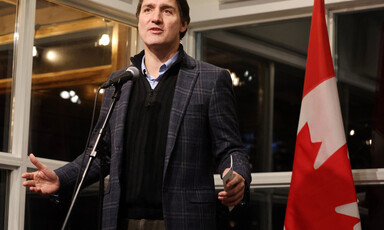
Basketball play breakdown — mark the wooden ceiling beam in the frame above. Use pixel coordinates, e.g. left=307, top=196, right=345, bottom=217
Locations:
left=0, top=17, right=109, bottom=45
left=0, top=4, right=110, bottom=45
left=2, top=0, right=16, bottom=5
left=0, top=65, right=112, bottom=94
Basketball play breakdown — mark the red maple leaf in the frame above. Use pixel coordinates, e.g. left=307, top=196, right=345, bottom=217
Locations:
left=285, top=123, right=360, bottom=230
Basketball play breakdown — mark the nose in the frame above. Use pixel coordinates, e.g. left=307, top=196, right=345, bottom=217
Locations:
left=151, top=9, right=163, bottom=24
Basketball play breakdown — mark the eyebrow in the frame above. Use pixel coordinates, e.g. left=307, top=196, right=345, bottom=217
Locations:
left=142, top=3, right=177, bottom=11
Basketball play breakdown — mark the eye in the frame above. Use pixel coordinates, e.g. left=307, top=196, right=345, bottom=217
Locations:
left=143, top=8, right=151, bottom=13
left=164, top=9, right=173, bottom=15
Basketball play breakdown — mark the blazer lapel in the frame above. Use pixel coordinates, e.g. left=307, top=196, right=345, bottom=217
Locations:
left=163, top=54, right=198, bottom=179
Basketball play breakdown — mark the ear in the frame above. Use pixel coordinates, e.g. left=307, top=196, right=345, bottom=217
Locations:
left=180, top=21, right=188, bottom=34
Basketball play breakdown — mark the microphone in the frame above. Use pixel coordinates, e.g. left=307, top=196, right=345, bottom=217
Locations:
left=100, top=66, right=140, bottom=88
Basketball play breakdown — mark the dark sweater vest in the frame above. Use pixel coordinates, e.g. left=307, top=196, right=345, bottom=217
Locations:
left=119, top=57, right=181, bottom=220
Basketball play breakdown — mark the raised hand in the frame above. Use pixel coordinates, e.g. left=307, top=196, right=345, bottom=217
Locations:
left=22, top=153, right=60, bottom=195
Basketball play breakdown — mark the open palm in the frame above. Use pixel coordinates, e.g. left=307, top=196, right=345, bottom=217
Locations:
left=22, top=154, right=60, bottom=195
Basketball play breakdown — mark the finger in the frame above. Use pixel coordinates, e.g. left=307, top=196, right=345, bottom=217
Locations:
left=220, top=182, right=245, bottom=205
left=225, top=180, right=245, bottom=196
left=29, top=153, right=46, bottom=170
left=222, top=185, right=244, bottom=200
left=221, top=196, right=242, bottom=207
left=227, top=188, right=244, bottom=201
left=221, top=190, right=244, bottom=206
left=21, top=172, right=33, bottom=179
left=30, top=187, right=42, bottom=193
left=223, top=196, right=243, bottom=207
left=218, top=190, right=227, bottom=199
left=226, top=172, right=244, bottom=188
left=218, top=187, right=243, bottom=201
left=22, top=180, right=35, bottom=187
left=219, top=181, right=244, bottom=197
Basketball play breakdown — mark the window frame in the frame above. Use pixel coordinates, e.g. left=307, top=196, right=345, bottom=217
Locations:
left=2, top=0, right=384, bottom=229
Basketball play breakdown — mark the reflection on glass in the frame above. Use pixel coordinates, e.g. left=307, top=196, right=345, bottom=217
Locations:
left=336, top=8, right=384, bottom=169
left=32, top=27, right=112, bottom=74
left=197, top=18, right=310, bottom=172
left=0, top=1, right=16, bottom=152
left=28, top=0, right=135, bottom=161
left=198, top=30, right=271, bottom=172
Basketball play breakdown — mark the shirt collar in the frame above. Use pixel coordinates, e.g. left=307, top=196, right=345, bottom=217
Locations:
left=141, top=51, right=180, bottom=81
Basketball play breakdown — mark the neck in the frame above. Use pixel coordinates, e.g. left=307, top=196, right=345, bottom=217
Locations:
left=144, top=43, right=180, bottom=78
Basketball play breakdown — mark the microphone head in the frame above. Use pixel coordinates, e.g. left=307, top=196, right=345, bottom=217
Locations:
left=100, top=65, right=140, bottom=89
left=126, top=66, right=140, bottom=81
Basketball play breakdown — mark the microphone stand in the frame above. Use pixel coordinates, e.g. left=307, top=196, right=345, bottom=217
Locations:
left=61, top=84, right=123, bottom=230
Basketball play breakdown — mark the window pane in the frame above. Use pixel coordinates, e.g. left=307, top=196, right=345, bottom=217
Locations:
left=273, top=63, right=304, bottom=172
left=216, top=188, right=288, bottom=230
left=197, top=32, right=272, bottom=172
left=336, top=8, right=384, bottom=169
left=28, top=0, right=136, bottom=161
left=0, top=1, right=17, bottom=152
left=197, top=18, right=310, bottom=172
left=0, top=169, right=9, bottom=229
left=25, top=184, right=99, bottom=230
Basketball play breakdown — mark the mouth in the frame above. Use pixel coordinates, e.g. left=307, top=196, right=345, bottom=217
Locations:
left=149, top=27, right=164, bottom=34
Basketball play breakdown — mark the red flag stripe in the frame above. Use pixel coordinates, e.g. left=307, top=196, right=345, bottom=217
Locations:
left=302, top=0, right=335, bottom=98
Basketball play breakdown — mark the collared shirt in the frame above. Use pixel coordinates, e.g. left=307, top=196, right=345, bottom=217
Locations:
left=141, top=51, right=180, bottom=89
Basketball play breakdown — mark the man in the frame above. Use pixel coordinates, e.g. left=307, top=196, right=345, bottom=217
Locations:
left=22, top=0, right=251, bottom=229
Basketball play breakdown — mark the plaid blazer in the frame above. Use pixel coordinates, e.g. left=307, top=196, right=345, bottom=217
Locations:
left=55, top=50, right=251, bottom=230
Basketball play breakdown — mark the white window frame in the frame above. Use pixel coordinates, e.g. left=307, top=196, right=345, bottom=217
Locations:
left=2, top=0, right=384, bottom=229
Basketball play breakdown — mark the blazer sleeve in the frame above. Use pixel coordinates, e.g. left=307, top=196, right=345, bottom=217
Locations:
left=208, top=68, right=252, bottom=188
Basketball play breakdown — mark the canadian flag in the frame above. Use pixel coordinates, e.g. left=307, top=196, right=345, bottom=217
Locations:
left=284, top=0, right=361, bottom=229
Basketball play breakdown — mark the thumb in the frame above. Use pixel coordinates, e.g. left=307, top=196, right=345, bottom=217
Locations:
left=29, top=153, right=46, bottom=170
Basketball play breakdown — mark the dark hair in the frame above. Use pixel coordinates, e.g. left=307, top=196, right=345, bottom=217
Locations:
left=136, top=0, right=190, bottom=39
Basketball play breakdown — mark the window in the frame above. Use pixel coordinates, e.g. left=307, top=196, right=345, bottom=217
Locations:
left=197, top=18, right=309, bottom=229
left=24, top=1, right=138, bottom=228
left=197, top=6, right=384, bottom=228
left=197, top=18, right=310, bottom=172
left=0, top=0, right=17, bottom=152
left=28, top=0, right=136, bottom=162
left=336, top=7, right=384, bottom=169
left=197, top=8, right=384, bottom=172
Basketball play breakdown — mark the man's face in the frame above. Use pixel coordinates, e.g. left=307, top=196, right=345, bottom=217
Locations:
left=138, top=0, right=187, bottom=50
